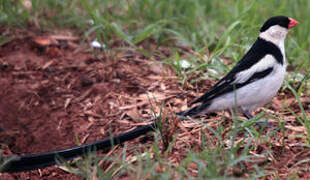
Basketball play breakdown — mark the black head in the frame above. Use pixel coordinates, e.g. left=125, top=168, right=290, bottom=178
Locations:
left=260, top=16, right=290, bottom=32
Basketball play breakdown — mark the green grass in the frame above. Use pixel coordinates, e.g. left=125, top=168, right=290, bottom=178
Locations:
left=60, top=123, right=269, bottom=179
left=3, top=0, right=308, bottom=86
left=1, top=1, right=309, bottom=62
left=0, top=0, right=309, bottom=179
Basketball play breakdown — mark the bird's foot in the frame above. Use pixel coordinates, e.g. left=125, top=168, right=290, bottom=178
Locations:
left=242, top=111, right=273, bottom=128
left=243, top=111, right=254, bottom=119
left=254, top=118, right=274, bottom=128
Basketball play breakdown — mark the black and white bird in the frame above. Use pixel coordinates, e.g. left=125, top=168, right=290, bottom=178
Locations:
left=181, top=16, right=299, bottom=119
left=1, top=16, right=299, bottom=173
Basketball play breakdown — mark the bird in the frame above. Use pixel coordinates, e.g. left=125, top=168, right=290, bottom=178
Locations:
left=0, top=16, right=299, bottom=173
left=180, top=16, right=299, bottom=119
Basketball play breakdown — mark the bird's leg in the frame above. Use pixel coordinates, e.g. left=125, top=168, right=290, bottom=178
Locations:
left=243, top=110, right=253, bottom=119
left=243, top=110, right=273, bottom=128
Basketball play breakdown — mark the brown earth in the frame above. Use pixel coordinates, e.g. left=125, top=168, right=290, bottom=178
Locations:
left=0, top=31, right=309, bottom=179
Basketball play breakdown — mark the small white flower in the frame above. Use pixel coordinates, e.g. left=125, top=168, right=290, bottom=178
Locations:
left=87, top=19, right=94, bottom=25
left=180, top=59, right=192, bottom=69
left=90, top=39, right=105, bottom=49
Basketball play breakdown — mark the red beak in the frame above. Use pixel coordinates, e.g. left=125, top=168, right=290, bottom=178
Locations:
left=288, top=17, right=299, bottom=28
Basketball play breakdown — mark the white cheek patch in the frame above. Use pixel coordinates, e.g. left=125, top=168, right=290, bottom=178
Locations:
left=233, top=55, right=276, bottom=83
left=259, top=25, right=288, bottom=47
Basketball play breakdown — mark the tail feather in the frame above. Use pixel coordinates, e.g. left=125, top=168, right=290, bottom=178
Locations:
left=1, top=123, right=156, bottom=172
left=177, top=102, right=211, bottom=117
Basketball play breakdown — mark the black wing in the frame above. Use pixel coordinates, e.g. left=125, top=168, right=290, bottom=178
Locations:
left=191, top=38, right=282, bottom=105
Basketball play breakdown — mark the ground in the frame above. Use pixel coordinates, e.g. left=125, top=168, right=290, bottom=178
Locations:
left=0, top=30, right=309, bottom=179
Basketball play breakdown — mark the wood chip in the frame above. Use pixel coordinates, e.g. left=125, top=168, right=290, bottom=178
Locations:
left=84, top=110, right=103, bottom=118
left=50, top=35, right=79, bottom=41
left=75, top=88, right=93, bottom=102
left=41, top=59, right=55, bottom=70
left=33, top=36, right=58, bottom=46
left=81, top=134, right=90, bottom=144
left=64, top=98, right=72, bottom=109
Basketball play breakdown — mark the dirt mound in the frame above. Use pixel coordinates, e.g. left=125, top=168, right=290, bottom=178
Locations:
left=0, top=35, right=182, bottom=179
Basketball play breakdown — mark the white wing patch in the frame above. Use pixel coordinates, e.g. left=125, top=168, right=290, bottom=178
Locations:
left=233, top=55, right=276, bottom=83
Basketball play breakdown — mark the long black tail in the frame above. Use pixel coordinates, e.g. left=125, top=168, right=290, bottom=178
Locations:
left=1, top=104, right=205, bottom=173
left=1, top=123, right=156, bottom=173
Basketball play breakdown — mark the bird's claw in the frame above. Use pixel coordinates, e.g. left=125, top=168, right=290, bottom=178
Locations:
left=254, top=119, right=273, bottom=128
